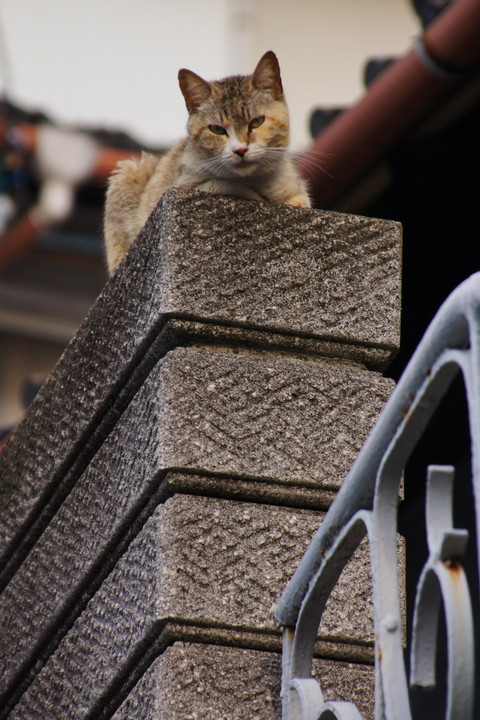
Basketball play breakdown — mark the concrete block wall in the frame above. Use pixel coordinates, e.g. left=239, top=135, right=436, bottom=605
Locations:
left=0, top=189, right=401, bottom=719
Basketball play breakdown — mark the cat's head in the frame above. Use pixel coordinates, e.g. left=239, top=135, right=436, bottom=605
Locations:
left=178, top=51, right=289, bottom=179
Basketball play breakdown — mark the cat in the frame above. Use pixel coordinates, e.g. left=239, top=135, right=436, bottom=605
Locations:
left=104, top=50, right=310, bottom=274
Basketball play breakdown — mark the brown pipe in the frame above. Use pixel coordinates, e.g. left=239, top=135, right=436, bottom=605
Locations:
left=424, top=0, right=480, bottom=72
left=299, top=0, right=480, bottom=208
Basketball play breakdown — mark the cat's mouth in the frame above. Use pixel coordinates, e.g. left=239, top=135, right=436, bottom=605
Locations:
left=212, top=155, right=259, bottom=179
left=231, top=157, right=258, bottom=174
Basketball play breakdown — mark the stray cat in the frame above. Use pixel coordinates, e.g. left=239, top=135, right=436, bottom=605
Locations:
left=104, top=50, right=310, bottom=274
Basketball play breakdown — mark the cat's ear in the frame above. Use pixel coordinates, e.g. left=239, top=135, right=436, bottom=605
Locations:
left=178, top=69, right=212, bottom=112
left=251, top=51, right=283, bottom=99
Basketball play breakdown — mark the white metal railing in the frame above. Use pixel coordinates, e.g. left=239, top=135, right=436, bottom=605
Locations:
left=273, top=272, right=480, bottom=720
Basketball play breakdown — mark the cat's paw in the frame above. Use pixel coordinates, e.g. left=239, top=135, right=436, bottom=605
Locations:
left=284, top=194, right=311, bottom=208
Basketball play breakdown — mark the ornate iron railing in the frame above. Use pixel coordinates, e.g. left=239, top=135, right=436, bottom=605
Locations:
left=273, top=272, right=480, bottom=719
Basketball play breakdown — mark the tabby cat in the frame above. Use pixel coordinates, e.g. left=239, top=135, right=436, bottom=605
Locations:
left=104, top=51, right=310, bottom=274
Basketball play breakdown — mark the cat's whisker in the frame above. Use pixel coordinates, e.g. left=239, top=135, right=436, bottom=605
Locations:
left=292, top=149, right=335, bottom=160
left=264, top=147, right=287, bottom=155
left=297, top=153, right=335, bottom=180
left=197, top=155, right=222, bottom=168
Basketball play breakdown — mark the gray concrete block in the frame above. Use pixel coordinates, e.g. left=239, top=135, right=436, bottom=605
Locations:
left=153, top=495, right=375, bottom=645
left=139, top=346, right=394, bottom=488
left=0, top=189, right=400, bottom=569
left=0, top=189, right=401, bottom=717
left=112, top=643, right=375, bottom=720
left=140, top=189, right=401, bottom=357
left=0, top=346, right=392, bottom=704
left=7, top=499, right=375, bottom=719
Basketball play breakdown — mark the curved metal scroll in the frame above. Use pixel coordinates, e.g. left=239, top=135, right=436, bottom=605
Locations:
left=274, top=272, right=480, bottom=719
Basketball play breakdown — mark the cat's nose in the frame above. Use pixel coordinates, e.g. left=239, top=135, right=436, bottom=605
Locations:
left=233, top=146, right=248, bottom=158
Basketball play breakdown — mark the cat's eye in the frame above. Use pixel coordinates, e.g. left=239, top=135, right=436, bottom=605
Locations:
left=248, top=116, right=265, bottom=132
left=209, top=124, right=228, bottom=136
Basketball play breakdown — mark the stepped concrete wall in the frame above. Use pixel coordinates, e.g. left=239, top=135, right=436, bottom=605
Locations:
left=0, top=189, right=401, bottom=719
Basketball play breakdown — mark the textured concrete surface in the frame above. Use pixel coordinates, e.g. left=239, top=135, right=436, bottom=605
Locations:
left=0, top=189, right=402, bottom=718
left=8, top=501, right=374, bottom=719
left=112, top=643, right=375, bottom=720
left=0, top=346, right=393, bottom=703
left=167, top=317, right=396, bottom=369
left=141, top=189, right=401, bottom=353
left=137, top=346, right=393, bottom=489
left=0, top=188, right=401, bottom=569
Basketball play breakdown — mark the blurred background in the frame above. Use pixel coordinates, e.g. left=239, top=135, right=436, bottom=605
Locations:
left=1, top=2, right=480, bottom=714
left=0, top=0, right=418, bottom=432
left=0, top=0, right=418, bottom=150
